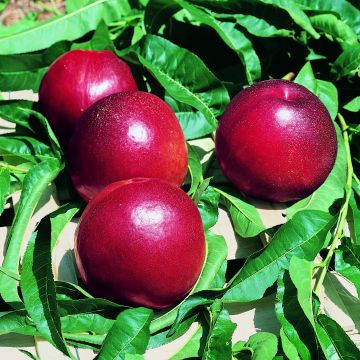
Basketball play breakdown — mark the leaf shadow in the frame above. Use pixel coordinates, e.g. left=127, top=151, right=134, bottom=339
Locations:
left=0, top=333, right=35, bottom=348
left=225, top=294, right=280, bottom=337
left=57, top=249, right=79, bottom=283
left=324, top=273, right=360, bottom=335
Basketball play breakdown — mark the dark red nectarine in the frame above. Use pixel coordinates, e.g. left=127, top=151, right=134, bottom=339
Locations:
left=68, top=91, right=188, bottom=202
left=215, top=79, right=337, bottom=202
left=39, top=49, right=138, bottom=146
left=74, top=178, right=206, bottom=309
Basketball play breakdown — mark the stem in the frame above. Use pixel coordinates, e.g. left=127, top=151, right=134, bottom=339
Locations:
left=108, top=14, right=143, bottom=28
left=348, top=126, right=360, bottom=134
left=64, top=333, right=105, bottom=345
left=353, top=173, right=360, bottom=186
left=0, top=161, right=28, bottom=174
left=313, top=113, right=353, bottom=296
left=282, top=72, right=295, bottom=81
left=0, top=161, right=61, bottom=308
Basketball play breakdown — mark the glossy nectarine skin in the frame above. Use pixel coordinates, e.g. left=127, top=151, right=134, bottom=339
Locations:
left=216, top=79, right=337, bottom=202
left=74, top=178, right=206, bottom=309
left=68, top=91, right=188, bottom=202
left=39, top=49, right=138, bottom=146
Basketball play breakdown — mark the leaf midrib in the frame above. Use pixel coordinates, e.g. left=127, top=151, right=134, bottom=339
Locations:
left=226, top=217, right=331, bottom=296
left=105, top=312, right=152, bottom=359
left=214, top=187, right=263, bottom=226
left=344, top=244, right=360, bottom=267
left=138, top=54, right=218, bottom=126
left=22, top=249, right=68, bottom=356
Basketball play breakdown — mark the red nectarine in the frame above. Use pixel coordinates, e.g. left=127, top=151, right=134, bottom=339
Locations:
left=68, top=91, right=188, bottom=202
left=74, top=178, right=206, bottom=309
left=215, top=79, right=337, bottom=202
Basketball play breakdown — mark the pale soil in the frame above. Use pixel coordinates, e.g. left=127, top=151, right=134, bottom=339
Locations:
left=0, top=0, right=65, bottom=26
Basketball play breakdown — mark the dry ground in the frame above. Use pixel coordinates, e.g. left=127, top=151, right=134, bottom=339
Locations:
left=0, top=0, right=65, bottom=26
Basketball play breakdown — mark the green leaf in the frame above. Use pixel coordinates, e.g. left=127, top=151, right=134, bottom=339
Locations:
left=294, top=61, right=338, bottom=119
left=314, top=322, right=339, bottom=360
left=0, top=0, right=131, bottom=55
left=57, top=298, right=124, bottom=317
left=279, top=328, right=300, bottom=360
left=255, top=0, right=320, bottom=39
left=294, top=62, right=317, bottom=93
left=0, top=136, right=55, bottom=163
left=50, top=298, right=120, bottom=335
left=309, top=13, right=358, bottom=45
left=0, top=102, right=62, bottom=158
left=306, top=47, right=327, bottom=61
left=20, top=216, right=72, bottom=358
left=210, top=260, right=227, bottom=289
left=97, top=307, right=153, bottom=359
left=203, top=300, right=236, bottom=360
left=61, top=313, right=114, bottom=335
left=0, top=65, right=44, bottom=92
left=288, top=257, right=315, bottom=326
left=195, top=232, right=228, bottom=291
left=164, top=93, right=215, bottom=140
left=64, top=332, right=104, bottom=346
left=176, top=111, right=215, bottom=140
left=0, top=100, right=35, bottom=131
left=276, top=271, right=318, bottom=360
left=187, top=143, right=203, bottom=196
left=165, top=94, right=215, bottom=139
left=317, top=314, right=360, bottom=359
left=214, top=186, right=265, bottom=238
left=334, top=238, right=360, bottom=297
left=149, top=230, right=227, bottom=334
left=287, top=124, right=346, bottom=218
left=170, top=210, right=334, bottom=333
left=344, top=96, right=360, bottom=112
left=331, top=44, right=360, bottom=80
left=177, top=0, right=261, bottom=83
left=0, top=167, right=10, bottom=215
left=72, top=20, right=114, bottom=51
left=168, top=288, right=219, bottom=337
left=148, top=313, right=198, bottom=350
left=236, top=332, right=278, bottom=360
left=135, top=34, right=229, bottom=129
left=144, top=0, right=181, bottom=33
left=55, top=280, right=93, bottom=301
left=0, top=265, right=21, bottom=280
left=66, top=0, right=93, bottom=13
left=169, top=322, right=207, bottom=360
left=21, top=109, right=62, bottom=160
left=197, top=185, right=220, bottom=231
left=293, top=0, right=360, bottom=36
left=223, top=210, right=334, bottom=302
left=316, top=79, right=338, bottom=122
left=125, top=355, right=144, bottom=360
left=0, top=310, right=37, bottom=336
left=0, top=159, right=62, bottom=308
left=0, top=41, right=70, bottom=92
left=49, top=203, right=81, bottom=251
left=216, top=12, right=293, bottom=38
left=349, top=184, right=360, bottom=244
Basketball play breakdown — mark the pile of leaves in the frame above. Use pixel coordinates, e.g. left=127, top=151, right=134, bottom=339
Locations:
left=0, top=0, right=359, bottom=359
